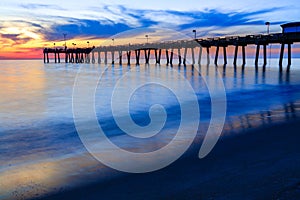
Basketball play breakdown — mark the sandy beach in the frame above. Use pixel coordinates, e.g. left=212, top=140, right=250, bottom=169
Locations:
left=36, top=116, right=300, bottom=200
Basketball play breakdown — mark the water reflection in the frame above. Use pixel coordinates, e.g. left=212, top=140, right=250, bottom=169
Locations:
left=0, top=60, right=299, bottom=131
left=187, top=62, right=300, bottom=137
left=1, top=60, right=300, bottom=200
left=224, top=101, right=300, bottom=136
left=0, top=61, right=46, bottom=129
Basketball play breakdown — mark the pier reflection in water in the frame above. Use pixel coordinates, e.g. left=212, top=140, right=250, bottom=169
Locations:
left=223, top=101, right=300, bottom=136
left=216, top=61, right=300, bottom=135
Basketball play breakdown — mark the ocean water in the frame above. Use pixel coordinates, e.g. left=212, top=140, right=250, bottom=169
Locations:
left=1, top=59, right=300, bottom=199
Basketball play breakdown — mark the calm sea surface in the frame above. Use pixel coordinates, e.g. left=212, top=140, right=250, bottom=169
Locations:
left=0, top=59, right=300, bottom=199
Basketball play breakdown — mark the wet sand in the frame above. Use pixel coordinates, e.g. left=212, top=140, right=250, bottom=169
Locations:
left=38, top=118, right=300, bottom=200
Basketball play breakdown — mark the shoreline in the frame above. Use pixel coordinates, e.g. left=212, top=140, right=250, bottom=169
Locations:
left=37, top=117, right=300, bottom=199
left=0, top=101, right=299, bottom=199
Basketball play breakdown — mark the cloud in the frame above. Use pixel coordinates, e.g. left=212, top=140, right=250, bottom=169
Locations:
left=0, top=19, right=42, bottom=45
left=41, top=19, right=133, bottom=41
left=1, top=33, right=19, bottom=40
left=0, top=33, right=32, bottom=45
left=20, top=3, right=66, bottom=11
left=1, top=4, right=292, bottom=46
left=39, top=6, right=288, bottom=42
left=0, top=20, right=44, bottom=29
left=172, top=8, right=285, bottom=30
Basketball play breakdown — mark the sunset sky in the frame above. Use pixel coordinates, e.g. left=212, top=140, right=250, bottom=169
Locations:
left=0, top=0, right=299, bottom=59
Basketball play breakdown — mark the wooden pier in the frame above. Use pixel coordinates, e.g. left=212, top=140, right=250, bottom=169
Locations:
left=202, top=32, right=300, bottom=71
left=43, top=47, right=95, bottom=64
left=44, top=28, right=300, bottom=72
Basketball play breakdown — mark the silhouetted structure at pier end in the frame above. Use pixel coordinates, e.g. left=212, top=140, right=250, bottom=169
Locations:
left=43, top=46, right=95, bottom=64
left=43, top=22, right=300, bottom=71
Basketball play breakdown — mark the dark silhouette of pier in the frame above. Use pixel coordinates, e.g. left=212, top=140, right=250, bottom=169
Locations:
left=43, top=23, right=300, bottom=72
left=43, top=46, right=95, bottom=64
left=205, top=32, right=300, bottom=71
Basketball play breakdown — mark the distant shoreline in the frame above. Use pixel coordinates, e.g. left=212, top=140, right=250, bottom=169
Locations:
left=0, top=58, right=42, bottom=61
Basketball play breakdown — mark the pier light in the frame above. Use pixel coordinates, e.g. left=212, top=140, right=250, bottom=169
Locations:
left=53, top=43, right=56, bottom=48
left=145, top=35, right=149, bottom=43
left=192, top=30, right=197, bottom=39
left=72, top=43, right=76, bottom=48
left=265, top=22, right=270, bottom=34
left=63, top=33, right=67, bottom=47
left=112, top=38, right=115, bottom=45
left=87, top=41, right=90, bottom=48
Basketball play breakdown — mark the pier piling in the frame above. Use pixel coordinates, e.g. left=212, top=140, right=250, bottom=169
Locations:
left=111, top=51, right=115, bottom=64
left=263, top=44, right=267, bottom=66
left=92, top=52, right=95, bottom=63
left=233, top=45, right=239, bottom=66
left=166, top=50, right=169, bottom=65
left=98, top=52, right=101, bottom=64
left=170, top=49, right=174, bottom=65
left=279, top=43, right=285, bottom=68
left=135, top=50, right=140, bottom=65
left=104, top=51, right=108, bottom=64
left=255, top=44, right=260, bottom=67
left=183, top=48, right=188, bottom=65
left=198, top=47, right=202, bottom=65
left=287, top=43, right=292, bottom=71
left=191, top=48, right=195, bottom=64
left=214, top=46, right=219, bottom=65
left=119, top=51, right=122, bottom=65
left=127, top=51, right=131, bottom=65
left=242, top=45, right=246, bottom=66
left=223, top=46, right=227, bottom=65
left=178, top=49, right=182, bottom=65
left=206, top=47, right=210, bottom=65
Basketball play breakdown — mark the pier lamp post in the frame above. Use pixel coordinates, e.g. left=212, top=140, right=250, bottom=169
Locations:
left=87, top=41, right=90, bottom=48
left=145, top=35, right=149, bottom=43
left=192, top=30, right=196, bottom=39
left=72, top=43, right=76, bottom=48
left=112, top=38, right=115, bottom=45
left=265, top=22, right=271, bottom=64
left=63, top=33, right=67, bottom=47
left=53, top=43, right=56, bottom=49
left=265, top=22, right=270, bottom=34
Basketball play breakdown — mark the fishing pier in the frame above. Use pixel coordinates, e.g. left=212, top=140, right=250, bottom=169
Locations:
left=44, top=22, right=300, bottom=71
